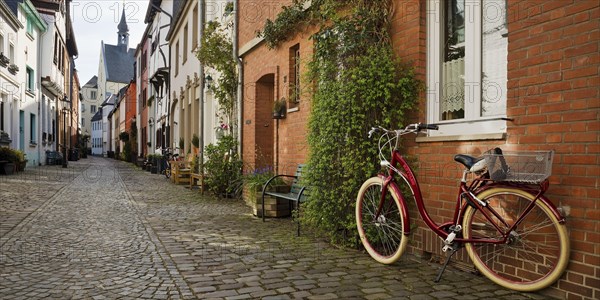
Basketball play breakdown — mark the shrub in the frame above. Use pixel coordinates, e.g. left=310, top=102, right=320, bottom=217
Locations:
left=0, top=147, right=19, bottom=163
left=204, top=135, right=243, bottom=198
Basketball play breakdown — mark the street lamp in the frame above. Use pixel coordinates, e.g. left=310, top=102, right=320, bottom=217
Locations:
left=62, top=107, right=69, bottom=168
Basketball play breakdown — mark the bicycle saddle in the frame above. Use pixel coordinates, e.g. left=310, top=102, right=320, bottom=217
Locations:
left=454, top=154, right=486, bottom=172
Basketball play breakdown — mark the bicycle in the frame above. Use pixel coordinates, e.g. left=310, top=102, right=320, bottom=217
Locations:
left=160, top=148, right=179, bottom=179
left=356, top=123, right=569, bottom=292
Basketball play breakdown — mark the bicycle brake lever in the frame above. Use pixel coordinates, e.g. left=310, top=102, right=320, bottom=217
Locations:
left=368, top=127, right=378, bottom=138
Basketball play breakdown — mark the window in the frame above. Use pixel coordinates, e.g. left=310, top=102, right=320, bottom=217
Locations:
left=289, top=44, right=301, bottom=106
left=175, top=41, right=179, bottom=76
left=91, top=91, right=96, bottom=99
left=30, top=113, right=36, bottom=144
left=426, top=0, right=508, bottom=137
left=82, top=118, right=85, bottom=127
left=53, top=33, right=58, bottom=64
left=183, top=24, right=188, bottom=63
left=0, top=99, right=4, bottom=131
left=26, top=16, right=34, bottom=36
left=193, top=5, right=199, bottom=47
left=91, top=105, right=97, bottom=113
left=9, top=43, right=14, bottom=62
left=0, top=34, right=4, bottom=54
left=26, top=67, right=34, bottom=92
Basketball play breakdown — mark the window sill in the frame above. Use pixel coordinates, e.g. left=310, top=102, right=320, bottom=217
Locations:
left=287, top=107, right=299, bottom=113
left=25, top=89, right=35, bottom=97
left=26, top=32, right=34, bottom=41
left=416, top=132, right=506, bottom=143
left=29, top=142, right=38, bottom=147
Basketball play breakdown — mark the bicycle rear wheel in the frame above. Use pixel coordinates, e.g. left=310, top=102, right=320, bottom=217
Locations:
left=462, top=187, right=569, bottom=292
left=356, top=177, right=408, bottom=264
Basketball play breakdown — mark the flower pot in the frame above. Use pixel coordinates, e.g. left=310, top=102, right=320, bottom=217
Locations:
left=1, top=162, right=15, bottom=175
left=272, top=112, right=285, bottom=119
left=17, top=160, right=27, bottom=172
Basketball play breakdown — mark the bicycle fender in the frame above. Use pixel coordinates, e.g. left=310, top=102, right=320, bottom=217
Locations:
left=476, top=187, right=566, bottom=224
left=385, top=177, right=412, bottom=235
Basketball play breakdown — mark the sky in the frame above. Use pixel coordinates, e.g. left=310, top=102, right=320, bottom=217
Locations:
left=70, top=0, right=149, bottom=86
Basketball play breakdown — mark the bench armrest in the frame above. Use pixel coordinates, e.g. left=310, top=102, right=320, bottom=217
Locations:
left=261, top=174, right=297, bottom=195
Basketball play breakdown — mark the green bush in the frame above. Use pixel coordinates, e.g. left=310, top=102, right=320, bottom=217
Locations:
left=0, top=147, right=18, bottom=163
left=204, top=135, right=243, bottom=198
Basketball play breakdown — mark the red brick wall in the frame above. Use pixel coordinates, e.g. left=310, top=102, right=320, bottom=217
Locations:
left=125, top=82, right=137, bottom=134
left=239, top=1, right=599, bottom=298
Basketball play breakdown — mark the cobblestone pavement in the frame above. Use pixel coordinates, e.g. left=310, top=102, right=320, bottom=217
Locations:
left=0, top=157, right=549, bottom=299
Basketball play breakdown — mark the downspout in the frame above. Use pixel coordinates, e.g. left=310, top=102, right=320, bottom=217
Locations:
left=234, top=0, right=243, bottom=158
left=37, top=28, right=43, bottom=166
left=199, top=0, right=206, bottom=192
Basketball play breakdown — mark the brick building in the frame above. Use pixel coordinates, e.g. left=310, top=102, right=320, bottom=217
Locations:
left=238, top=1, right=599, bottom=298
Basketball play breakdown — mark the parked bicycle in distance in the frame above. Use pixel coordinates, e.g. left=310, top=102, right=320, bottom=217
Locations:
left=356, top=123, right=569, bottom=292
left=160, top=148, right=179, bottom=179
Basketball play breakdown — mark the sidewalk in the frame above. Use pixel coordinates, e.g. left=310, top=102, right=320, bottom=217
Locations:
left=0, top=156, right=549, bottom=299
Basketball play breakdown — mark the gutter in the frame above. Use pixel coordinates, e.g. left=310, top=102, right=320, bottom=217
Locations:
left=234, top=0, right=242, bottom=157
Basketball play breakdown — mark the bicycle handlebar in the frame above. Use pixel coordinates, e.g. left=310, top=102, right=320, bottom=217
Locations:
left=368, top=123, right=438, bottom=138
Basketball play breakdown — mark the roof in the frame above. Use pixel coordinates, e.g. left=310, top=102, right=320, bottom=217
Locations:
left=103, top=44, right=136, bottom=83
left=166, top=0, right=186, bottom=40
left=83, top=76, right=98, bottom=88
left=100, top=93, right=115, bottom=107
left=91, top=110, right=102, bottom=122
left=144, top=0, right=162, bottom=23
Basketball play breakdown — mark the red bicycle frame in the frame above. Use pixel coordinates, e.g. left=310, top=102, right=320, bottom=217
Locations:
left=379, top=149, right=565, bottom=245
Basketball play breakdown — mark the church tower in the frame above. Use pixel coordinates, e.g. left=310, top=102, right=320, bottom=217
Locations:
left=117, top=9, right=129, bottom=49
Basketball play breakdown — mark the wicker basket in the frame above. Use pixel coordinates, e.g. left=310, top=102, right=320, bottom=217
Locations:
left=484, top=150, right=554, bottom=183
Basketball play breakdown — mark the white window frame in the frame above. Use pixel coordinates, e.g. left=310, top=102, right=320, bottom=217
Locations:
left=426, top=0, right=507, bottom=138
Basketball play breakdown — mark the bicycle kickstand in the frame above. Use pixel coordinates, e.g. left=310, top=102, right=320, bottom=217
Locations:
left=434, top=245, right=459, bottom=283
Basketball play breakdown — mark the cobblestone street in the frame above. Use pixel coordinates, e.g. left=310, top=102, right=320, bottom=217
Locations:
left=0, top=157, right=547, bottom=299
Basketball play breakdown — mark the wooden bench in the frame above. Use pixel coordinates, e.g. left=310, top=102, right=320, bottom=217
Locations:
left=170, top=154, right=193, bottom=185
left=261, top=164, right=308, bottom=236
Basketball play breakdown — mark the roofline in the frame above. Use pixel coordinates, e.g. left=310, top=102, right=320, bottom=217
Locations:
left=21, top=0, right=48, bottom=32
left=166, top=0, right=191, bottom=41
left=0, top=1, right=23, bottom=30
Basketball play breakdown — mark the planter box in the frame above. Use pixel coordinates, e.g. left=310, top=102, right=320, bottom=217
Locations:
left=252, top=193, right=291, bottom=218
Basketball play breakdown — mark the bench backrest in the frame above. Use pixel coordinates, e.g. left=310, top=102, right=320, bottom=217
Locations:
left=290, top=164, right=306, bottom=195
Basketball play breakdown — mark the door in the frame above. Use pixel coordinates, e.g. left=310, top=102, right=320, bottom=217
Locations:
left=19, top=110, right=24, bottom=151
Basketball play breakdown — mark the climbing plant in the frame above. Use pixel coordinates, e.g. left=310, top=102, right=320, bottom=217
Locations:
left=196, top=21, right=237, bottom=134
left=261, top=0, right=421, bottom=245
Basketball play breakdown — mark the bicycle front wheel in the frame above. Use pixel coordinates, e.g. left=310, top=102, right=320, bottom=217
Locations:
left=462, top=187, right=570, bottom=292
left=356, top=177, right=408, bottom=264
left=164, top=168, right=171, bottom=179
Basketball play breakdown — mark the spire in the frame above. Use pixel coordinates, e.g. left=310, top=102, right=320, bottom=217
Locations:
left=118, top=9, right=129, bottom=33
left=117, top=8, right=129, bottom=49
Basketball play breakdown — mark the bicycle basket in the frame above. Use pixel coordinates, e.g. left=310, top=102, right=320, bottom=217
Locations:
left=484, top=149, right=554, bottom=183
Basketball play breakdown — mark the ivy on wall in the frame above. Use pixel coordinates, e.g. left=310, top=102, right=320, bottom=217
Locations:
left=196, top=21, right=237, bottom=132
left=261, top=0, right=422, bottom=245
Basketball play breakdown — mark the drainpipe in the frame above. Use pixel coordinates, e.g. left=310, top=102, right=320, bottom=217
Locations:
left=199, top=0, right=206, bottom=192
left=234, top=0, right=243, bottom=158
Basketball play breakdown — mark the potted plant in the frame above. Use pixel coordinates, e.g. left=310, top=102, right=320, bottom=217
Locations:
left=272, top=97, right=287, bottom=119
left=0, top=147, right=17, bottom=175
left=0, top=53, right=9, bottom=67
left=192, top=134, right=200, bottom=155
left=0, top=130, right=11, bottom=146
left=7, top=63, right=18, bottom=74
left=14, top=149, right=27, bottom=172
